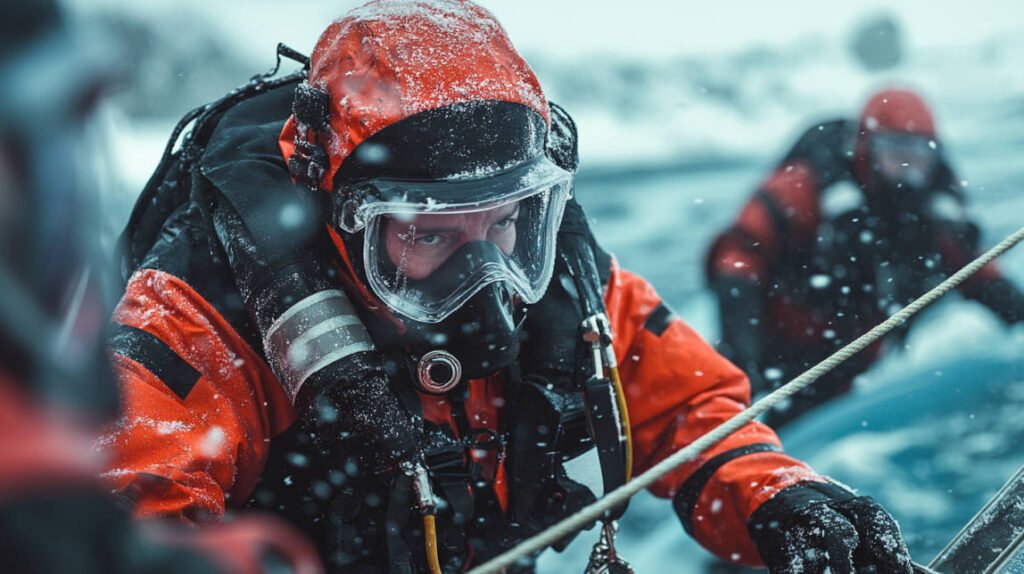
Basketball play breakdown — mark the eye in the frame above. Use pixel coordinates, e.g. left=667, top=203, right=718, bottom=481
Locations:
left=416, top=233, right=442, bottom=246
left=494, top=214, right=517, bottom=229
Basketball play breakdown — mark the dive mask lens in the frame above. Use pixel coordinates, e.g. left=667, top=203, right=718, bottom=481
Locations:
left=870, top=132, right=939, bottom=191
left=352, top=158, right=572, bottom=323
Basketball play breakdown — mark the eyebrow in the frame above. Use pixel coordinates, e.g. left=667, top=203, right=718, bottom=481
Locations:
left=411, top=225, right=459, bottom=234
left=405, top=205, right=520, bottom=235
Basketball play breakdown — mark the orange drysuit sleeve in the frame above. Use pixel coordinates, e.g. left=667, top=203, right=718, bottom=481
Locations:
left=99, top=269, right=294, bottom=523
left=707, top=160, right=822, bottom=284
left=605, top=262, right=825, bottom=566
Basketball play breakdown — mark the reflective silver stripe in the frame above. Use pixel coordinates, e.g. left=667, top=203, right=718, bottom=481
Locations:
left=265, top=290, right=346, bottom=341
left=264, top=289, right=375, bottom=403
left=288, top=315, right=365, bottom=355
left=297, top=342, right=376, bottom=388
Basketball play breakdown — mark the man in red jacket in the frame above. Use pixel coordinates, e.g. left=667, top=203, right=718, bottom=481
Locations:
left=707, top=88, right=1024, bottom=427
left=101, top=1, right=913, bottom=572
left=0, top=1, right=321, bottom=572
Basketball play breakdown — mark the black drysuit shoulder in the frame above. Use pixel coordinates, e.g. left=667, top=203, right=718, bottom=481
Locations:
left=200, top=82, right=296, bottom=190
left=782, top=118, right=857, bottom=189
left=199, top=82, right=334, bottom=331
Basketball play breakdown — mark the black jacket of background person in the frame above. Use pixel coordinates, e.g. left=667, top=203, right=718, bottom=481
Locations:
left=706, top=118, right=1024, bottom=405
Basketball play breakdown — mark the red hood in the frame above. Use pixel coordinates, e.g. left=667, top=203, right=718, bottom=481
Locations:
left=859, top=88, right=936, bottom=138
left=279, top=0, right=550, bottom=191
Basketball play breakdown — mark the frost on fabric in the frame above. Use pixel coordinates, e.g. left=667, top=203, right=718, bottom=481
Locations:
left=751, top=465, right=826, bottom=502
left=120, top=270, right=266, bottom=393
left=93, top=415, right=196, bottom=450
left=311, top=0, right=549, bottom=172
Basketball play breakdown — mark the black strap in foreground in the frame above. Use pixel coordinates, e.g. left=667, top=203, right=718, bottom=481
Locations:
left=108, top=323, right=201, bottom=400
left=582, top=376, right=628, bottom=520
left=673, top=442, right=782, bottom=534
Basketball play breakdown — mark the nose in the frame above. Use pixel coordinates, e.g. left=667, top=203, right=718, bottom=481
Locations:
left=457, top=213, right=494, bottom=244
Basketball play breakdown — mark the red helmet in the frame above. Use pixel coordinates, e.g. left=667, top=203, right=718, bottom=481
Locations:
left=855, top=88, right=941, bottom=195
left=859, top=88, right=936, bottom=138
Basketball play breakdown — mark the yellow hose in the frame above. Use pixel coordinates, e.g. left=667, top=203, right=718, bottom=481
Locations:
left=424, top=514, right=442, bottom=574
left=608, top=365, right=633, bottom=481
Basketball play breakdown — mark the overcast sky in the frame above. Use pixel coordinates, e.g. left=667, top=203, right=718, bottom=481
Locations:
left=68, top=0, right=1024, bottom=62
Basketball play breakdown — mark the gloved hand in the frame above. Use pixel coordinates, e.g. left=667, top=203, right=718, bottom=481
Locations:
left=297, top=355, right=422, bottom=475
left=748, top=481, right=913, bottom=574
left=971, top=276, right=1024, bottom=325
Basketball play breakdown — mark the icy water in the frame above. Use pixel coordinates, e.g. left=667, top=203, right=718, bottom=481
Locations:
left=537, top=148, right=1024, bottom=572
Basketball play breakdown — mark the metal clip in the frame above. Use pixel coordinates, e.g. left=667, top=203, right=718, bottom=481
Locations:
left=595, top=313, right=617, bottom=369
left=582, top=314, right=607, bottom=379
left=584, top=521, right=635, bottom=574
left=402, top=459, right=437, bottom=516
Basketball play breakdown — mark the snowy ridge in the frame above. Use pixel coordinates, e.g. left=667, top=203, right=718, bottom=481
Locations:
left=536, top=33, right=1024, bottom=170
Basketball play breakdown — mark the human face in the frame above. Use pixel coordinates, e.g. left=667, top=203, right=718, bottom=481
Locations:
left=382, top=201, right=520, bottom=280
left=354, top=161, right=572, bottom=324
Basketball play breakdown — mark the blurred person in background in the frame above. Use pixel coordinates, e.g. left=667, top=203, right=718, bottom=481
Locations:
left=101, top=1, right=915, bottom=572
left=707, top=87, right=1024, bottom=428
left=0, top=1, right=321, bottom=572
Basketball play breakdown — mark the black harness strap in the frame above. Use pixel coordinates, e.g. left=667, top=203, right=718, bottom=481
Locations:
left=558, top=208, right=630, bottom=520
left=582, top=376, right=628, bottom=501
left=447, top=388, right=519, bottom=566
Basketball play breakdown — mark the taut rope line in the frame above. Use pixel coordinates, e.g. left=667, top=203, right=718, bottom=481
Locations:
left=469, top=224, right=1024, bottom=574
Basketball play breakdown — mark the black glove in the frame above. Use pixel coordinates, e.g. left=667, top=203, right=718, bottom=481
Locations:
left=748, top=482, right=913, bottom=574
left=297, top=355, right=421, bottom=475
left=711, top=275, right=768, bottom=393
left=967, top=276, right=1024, bottom=325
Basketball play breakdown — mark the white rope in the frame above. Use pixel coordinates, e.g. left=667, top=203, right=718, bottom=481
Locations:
left=469, top=224, right=1024, bottom=574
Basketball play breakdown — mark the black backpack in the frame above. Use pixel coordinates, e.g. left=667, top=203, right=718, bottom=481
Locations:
left=117, top=44, right=309, bottom=284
